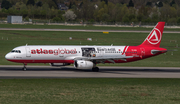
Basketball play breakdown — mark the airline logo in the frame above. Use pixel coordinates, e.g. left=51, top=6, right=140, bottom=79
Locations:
left=147, top=28, right=161, bottom=45
left=31, top=48, right=77, bottom=55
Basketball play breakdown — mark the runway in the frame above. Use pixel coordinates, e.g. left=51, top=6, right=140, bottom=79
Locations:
left=0, top=65, right=180, bottom=78
left=0, top=28, right=180, bottom=33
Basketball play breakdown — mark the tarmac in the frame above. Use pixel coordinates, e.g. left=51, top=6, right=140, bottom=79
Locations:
left=0, top=65, right=180, bottom=78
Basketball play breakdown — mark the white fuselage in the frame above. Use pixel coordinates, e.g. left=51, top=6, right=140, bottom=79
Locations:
left=5, top=45, right=128, bottom=63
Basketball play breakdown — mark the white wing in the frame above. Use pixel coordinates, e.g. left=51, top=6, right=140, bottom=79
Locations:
left=73, top=55, right=133, bottom=63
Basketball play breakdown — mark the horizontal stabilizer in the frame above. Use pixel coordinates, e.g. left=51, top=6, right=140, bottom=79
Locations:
left=151, top=50, right=167, bottom=54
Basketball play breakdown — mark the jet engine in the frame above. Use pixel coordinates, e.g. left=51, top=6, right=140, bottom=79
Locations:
left=50, top=63, right=70, bottom=66
left=74, top=60, right=94, bottom=69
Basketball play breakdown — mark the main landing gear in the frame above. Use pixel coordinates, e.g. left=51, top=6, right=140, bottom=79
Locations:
left=22, top=63, right=27, bottom=71
left=92, top=67, right=99, bottom=72
left=92, top=61, right=99, bottom=72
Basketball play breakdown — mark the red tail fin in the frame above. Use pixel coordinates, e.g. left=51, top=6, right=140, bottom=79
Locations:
left=140, top=22, right=165, bottom=47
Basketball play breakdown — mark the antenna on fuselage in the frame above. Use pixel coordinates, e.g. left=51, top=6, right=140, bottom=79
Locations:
left=111, top=44, right=113, bottom=46
left=26, top=44, right=28, bottom=46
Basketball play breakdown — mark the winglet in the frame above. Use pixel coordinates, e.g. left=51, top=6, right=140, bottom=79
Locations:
left=139, top=22, right=165, bottom=47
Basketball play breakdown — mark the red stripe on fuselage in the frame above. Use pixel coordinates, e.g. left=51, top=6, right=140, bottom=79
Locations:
left=122, top=46, right=127, bottom=55
left=122, top=46, right=129, bottom=55
left=7, top=59, right=75, bottom=63
left=7, top=57, right=142, bottom=64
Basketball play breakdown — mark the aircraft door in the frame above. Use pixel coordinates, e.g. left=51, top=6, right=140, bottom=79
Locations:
left=26, top=47, right=31, bottom=57
left=59, top=47, right=64, bottom=57
left=140, top=48, right=145, bottom=58
left=99, top=48, right=104, bottom=57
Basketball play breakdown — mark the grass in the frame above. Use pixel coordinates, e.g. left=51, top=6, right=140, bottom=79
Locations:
left=1, top=23, right=180, bottom=31
left=0, top=78, right=180, bottom=104
left=0, top=30, right=179, bottom=66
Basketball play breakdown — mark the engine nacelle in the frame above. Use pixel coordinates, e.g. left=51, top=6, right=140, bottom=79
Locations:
left=50, top=63, right=70, bottom=66
left=74, top=60, right=94, bottom=69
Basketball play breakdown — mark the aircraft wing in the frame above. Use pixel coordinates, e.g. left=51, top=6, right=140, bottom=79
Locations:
left=74, top=55, right=133, bottom=62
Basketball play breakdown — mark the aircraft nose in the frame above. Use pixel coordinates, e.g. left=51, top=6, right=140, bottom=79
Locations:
left=5, top=53, right=11, bottom=60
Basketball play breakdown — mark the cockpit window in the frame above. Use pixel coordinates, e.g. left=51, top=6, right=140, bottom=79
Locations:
left=11, top=50, right=15, bottom=52
left=11, top=50, right=21, bottom=53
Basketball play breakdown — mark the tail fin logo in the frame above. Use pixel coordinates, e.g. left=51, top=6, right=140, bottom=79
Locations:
left=147, top=28, right=161, bottom=45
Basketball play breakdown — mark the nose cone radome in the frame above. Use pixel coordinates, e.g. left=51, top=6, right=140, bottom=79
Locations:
left=5, top=53, right=11, bottom=60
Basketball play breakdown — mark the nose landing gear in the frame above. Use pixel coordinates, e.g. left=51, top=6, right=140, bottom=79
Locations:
left=22, top=63, right=27, bottom=71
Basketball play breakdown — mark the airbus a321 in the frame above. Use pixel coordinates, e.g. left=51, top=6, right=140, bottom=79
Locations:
left=5, top=22, right=167, bottom=72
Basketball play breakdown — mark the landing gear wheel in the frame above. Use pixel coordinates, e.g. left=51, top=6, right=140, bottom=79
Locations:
left=22, top=64, right=27, bottom=71
left=23, top=67, right=26, bottom=71
left=92, top=67, right=99, bottom=72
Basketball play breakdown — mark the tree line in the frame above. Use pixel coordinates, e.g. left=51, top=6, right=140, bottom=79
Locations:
left=0, top=0, right=180, bottom=23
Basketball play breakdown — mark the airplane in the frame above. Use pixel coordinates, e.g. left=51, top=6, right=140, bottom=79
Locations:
left=5, top=22, right=167, bottom=72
